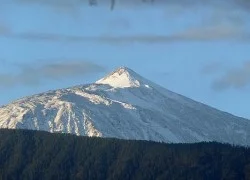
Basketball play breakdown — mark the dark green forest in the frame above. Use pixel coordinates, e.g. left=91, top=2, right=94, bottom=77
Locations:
left=0, top=129, right=250, bottom=180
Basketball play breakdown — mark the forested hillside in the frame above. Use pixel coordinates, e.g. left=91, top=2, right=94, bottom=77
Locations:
left=0, top=129, right=249, bottom=180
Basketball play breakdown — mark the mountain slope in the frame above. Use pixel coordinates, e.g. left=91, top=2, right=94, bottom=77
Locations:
left=0, top=67, right=250, bottom=146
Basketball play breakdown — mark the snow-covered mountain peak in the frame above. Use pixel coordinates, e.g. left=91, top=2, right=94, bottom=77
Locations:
left=96, top=67, right=145, bottom=88
left=1, top=66, right=250, bottom=146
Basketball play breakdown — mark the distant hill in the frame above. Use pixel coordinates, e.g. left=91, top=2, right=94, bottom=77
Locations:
left=0, top=129, right=249, bottom=180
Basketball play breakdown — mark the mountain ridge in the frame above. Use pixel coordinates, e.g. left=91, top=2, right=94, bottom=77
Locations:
left=0, top=67, right=249, bottom=146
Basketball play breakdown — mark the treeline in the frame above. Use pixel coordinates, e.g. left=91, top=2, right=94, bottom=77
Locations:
left=0, top=129, right=250, bottom=180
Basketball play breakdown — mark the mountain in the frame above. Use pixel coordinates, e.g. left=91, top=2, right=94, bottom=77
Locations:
left=0, top=67, right=250, bottom=146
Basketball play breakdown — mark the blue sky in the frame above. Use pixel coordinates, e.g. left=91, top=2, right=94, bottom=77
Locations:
left=0, top=0, right=250, bottom=118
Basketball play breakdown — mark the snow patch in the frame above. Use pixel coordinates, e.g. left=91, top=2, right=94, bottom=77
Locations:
left=96, top=67, right=141, bottom=88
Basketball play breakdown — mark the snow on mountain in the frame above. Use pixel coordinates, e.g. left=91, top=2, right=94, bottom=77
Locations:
left=0, top=67, right=250, bottom=146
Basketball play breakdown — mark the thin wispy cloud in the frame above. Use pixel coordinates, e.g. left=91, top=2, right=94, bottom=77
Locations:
left=8, top=0, right=249, bottom=30
left=0, top=24, right=249, bottom=44
left=1, top=0, right=249, bottom=44
left=172, top=25, right=247, bottom=41
left=0, top=60, right=105, bottom=88
left=212, top=61, right=250, bottom=91
left=201, top=62, right=225, bottom=75
left=206, top=8, right=246, bottom=26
